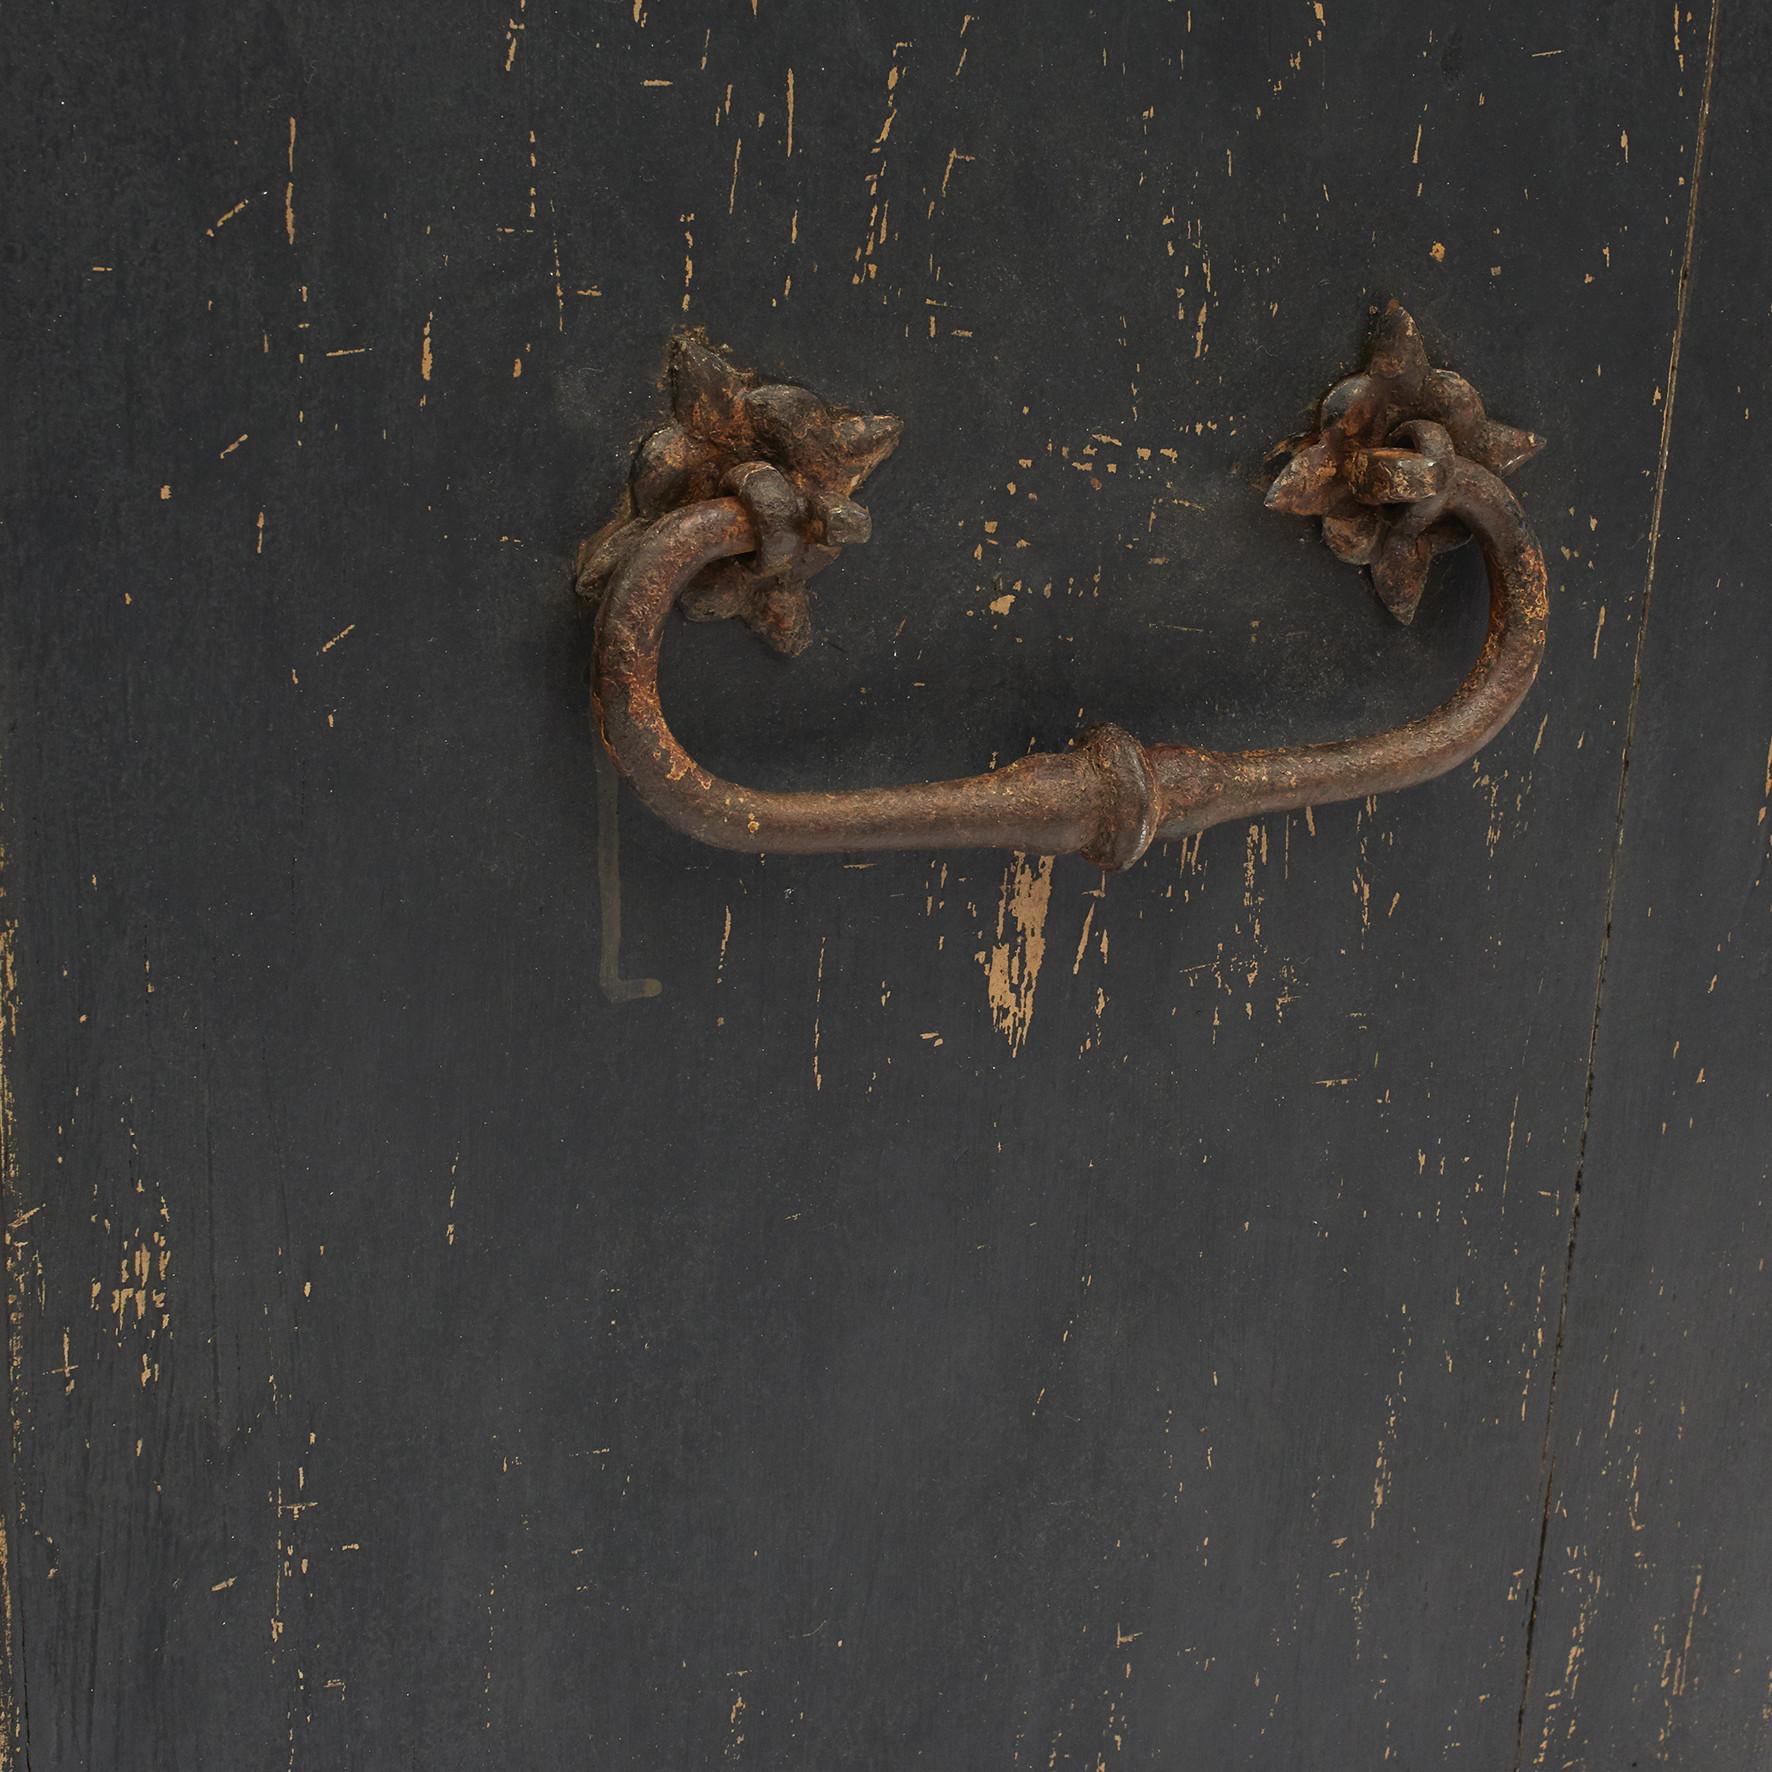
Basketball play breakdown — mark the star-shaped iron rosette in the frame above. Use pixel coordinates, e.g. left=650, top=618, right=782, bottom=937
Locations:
left=577, top=332, right=901, bottom=656
left=1265, top=303, right=1544, bottom=623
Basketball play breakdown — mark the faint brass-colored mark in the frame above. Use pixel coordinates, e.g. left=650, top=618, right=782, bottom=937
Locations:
left=593, top=742, right=662, bottom=1003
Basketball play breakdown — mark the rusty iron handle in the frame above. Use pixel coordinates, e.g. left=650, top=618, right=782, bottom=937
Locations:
left=581, top=304, right=1548, bottom=871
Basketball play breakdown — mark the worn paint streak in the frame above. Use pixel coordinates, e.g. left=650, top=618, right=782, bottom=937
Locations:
left=980, top=853, right=1054, bottom=1053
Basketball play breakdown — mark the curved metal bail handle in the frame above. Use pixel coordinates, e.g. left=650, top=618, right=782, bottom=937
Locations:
left=1153, top=450, right=1546, bottom=835
left=587, top=306, right=1548, bottom=871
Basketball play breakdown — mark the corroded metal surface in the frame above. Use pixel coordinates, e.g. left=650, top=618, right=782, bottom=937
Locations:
left=583, top=306, right=1548, bottom=871
left=580, top=333, right=900, bottom=658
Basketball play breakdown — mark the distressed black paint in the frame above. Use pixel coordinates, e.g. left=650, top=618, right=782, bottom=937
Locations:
left=1, top=3, right=1762, bottom=1768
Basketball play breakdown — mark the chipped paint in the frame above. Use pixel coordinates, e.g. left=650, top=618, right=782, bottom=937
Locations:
left=978, top=852, right=1054, bottom=1053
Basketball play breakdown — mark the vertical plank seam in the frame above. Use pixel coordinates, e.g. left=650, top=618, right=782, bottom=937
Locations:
left=1508, top=6, right=1724, bottom=1767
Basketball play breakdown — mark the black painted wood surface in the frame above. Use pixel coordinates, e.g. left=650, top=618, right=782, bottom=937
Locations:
left=1, top=3, right=1763, bottom=1767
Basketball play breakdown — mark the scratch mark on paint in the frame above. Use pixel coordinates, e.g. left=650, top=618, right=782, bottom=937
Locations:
left=285, top=116, right=297, bottom=244
left=1655, top=1567, right=1706, bottom=1753
left=1071, top=900, right=1096, bottom=975
left=812, top=936, right=826, bottom=1090
left=852, top=45, right=910, bottom=285
left=207, top=197, right=250, bottom=236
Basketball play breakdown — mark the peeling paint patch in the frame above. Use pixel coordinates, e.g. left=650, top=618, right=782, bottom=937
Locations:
left=979, top=852, right=1055, bottom=1053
